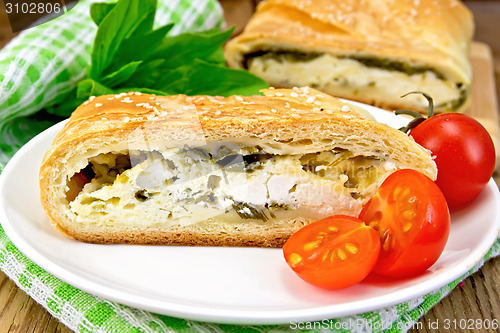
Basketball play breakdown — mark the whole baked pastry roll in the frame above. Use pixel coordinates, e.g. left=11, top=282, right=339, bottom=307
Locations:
left=39, top=87, right=437, bottom=247
left=225, top=0, right=473, bottom=114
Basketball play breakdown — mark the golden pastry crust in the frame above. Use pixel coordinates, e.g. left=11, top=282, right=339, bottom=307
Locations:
left=39, top=88, right=437, bottom=246
left=225, top=0, right=474, bottom=114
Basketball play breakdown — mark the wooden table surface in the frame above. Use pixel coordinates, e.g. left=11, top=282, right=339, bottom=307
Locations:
left=1, top=1, right=500, bottom=332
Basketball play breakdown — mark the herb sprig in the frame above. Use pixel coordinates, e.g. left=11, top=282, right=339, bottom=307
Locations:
left=68, top=0, right=268, bottom=112
left=0, top=0, right=268, bottom=165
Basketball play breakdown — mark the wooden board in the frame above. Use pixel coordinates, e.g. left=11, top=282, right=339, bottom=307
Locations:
left=467, top=42, right=500, bottom=169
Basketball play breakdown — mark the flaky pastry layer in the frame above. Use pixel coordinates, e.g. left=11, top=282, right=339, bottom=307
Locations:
left=39, top=88, right=437, bottom=246
left=225, top=0, right=474, bottom=114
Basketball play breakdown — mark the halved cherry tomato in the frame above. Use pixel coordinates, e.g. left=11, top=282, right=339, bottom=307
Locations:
left=359, top=169, right=450, bottom=278
left=283, top=215, right=380, bottom=289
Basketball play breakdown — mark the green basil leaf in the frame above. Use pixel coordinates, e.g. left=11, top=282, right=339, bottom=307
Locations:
left=157, top=60, right=268, bottom=96
left=101, top=61, right=143, bottom=87
left=126, top=28, right=234, bottom=88
left=90, top=2, right=116, bottom=26
left=206, top=47, right=226, bottom=64
left=125, top=59, right=164, bottom=88
left=115, top=87, right=166, bottom=95
left=43, top=89, right=77, bottom=115
left=44, top=92, right=81, bottom=117
left=153, top=66, right=189, bottom=95
left=90, top=0, right=156, bottom=79
left=105, top=23, right=173, bottom=76
left=149, top=27, right=234, bottom=68
left=77, top=79, right=116, bottom=101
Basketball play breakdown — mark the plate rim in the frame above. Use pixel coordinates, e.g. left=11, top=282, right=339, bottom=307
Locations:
left=1, top=104, right=499, bottom=325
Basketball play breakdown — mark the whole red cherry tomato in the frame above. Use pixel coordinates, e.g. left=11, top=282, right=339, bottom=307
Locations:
left=359, top=169, right=450, bottom=278
left=283, top=215, right=380, bottom=289
left=397, top=92, right=496, bottom=211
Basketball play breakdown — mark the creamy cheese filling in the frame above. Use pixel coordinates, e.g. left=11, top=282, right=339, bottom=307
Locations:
left=244, top=52, right=466, bottom=112
left=66, top=146, right=397, bottom=227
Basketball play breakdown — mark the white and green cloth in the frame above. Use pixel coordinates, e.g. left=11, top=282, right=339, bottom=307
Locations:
left=0, top=0, right=224, bottom=126
left=0, top=1, right=499, bottom=332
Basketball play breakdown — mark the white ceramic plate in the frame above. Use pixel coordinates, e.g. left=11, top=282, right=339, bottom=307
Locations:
left=1, top=105, right=499, bottom=325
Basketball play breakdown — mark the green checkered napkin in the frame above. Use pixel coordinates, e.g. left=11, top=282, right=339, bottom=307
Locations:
left=0, top=1, right=499, bottom=332
left=0, top=0, right=225, bottom=167
left=0, top=0, right=224, bottom=127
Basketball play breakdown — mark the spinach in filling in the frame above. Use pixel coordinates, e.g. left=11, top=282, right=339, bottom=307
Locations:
left=436, top=83, right=468, bottom=111
left=232, top=202, right=270, bottom=221
left=243, top=49, right=467, bottom=111
left=232, top=202, right=291, bottom=221
left=243, top=50, right=322, bottom=68
left=243, top=49, right=445, bottom=79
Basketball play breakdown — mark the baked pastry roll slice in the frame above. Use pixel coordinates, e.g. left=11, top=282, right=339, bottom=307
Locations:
left=39, top=88, right=437, bottom=247
left=225, top=0, right=473, bottom=114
